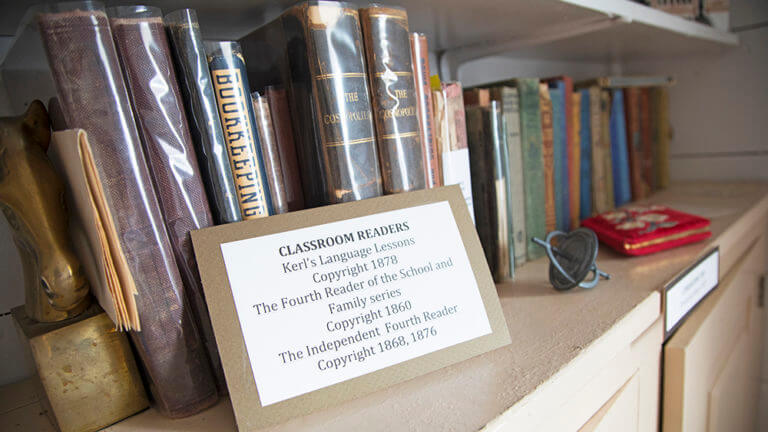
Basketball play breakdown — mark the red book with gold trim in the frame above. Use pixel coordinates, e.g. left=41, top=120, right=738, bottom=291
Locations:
left=581, top=205, right=711, bottom=256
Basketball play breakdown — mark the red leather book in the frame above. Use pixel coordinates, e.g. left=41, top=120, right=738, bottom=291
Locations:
left=581, top=205, right=711, bottom=256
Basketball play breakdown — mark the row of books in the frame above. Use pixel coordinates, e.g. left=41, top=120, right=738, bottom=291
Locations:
left=463, top=76, right=672, bottom=281
left=36, top=0, right=473, bottom=419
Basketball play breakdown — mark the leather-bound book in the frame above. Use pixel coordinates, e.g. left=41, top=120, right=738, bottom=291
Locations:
left=164, top=9, right=241, bottom=225
left=38, top=2, right=217, bottom=418
left=587, top=86, right=612, bottom=214
left=466, top=102, right=510, bottom=281
left=109, top=5, right=225, bottom=394
left=570, top=91, right=581, bottom=228
left=624, top=87, right=649, bottom=200
left=251, top=91, right=289, bottom=214
left=360, top=5, right=426, bottom=194
left=240, top=1, right=382, bottom=206
left=265, top=86, right=304, bottom=211
left=206, top=41, right=274, bottom=219
left=609, top=89, right=631, bottom=207
left=539, top=83, right=556, bottom=233
left=410, top=32, right=441, bottom=188
left=489, top=86, right=526, bottom=267
left=639, top=88, right=655, bottom=192
left=517, top=78, right=546, bottom=260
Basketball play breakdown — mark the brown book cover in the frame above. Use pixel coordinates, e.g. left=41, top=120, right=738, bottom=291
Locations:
left=264, top=86, right=304, bottom=211
left=539, top=83, right=556, bottom=233
left=240, top=1, right=383, bottom=206
left=464, top=88, right=491, bottom=107
left=360, top=5, right=426, bottom=194
left=570, top=91, right=581, bottom=228
left=251, top=91, right=289, bottom=214
left=38, top=3, right=217, bottom=417
left=624, top=87, right=649, bottom=199
left=410, top=32, right=441, bottom=188
left=109, top=6, right=226, bottom=394
left=588, top=86, right=612, bottom=214
left=639, top=88, right=655, bottom=192
left=600, top=89, right=614, bottom=210
left=652, top=87, right=671, bottom=189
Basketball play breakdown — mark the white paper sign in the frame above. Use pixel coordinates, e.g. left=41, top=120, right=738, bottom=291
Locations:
left=220, top=201, right=491, bottom=406
left=665, top=249, right=719, bottom=334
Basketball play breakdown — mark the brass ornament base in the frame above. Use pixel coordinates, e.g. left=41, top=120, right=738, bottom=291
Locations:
left=12, top=304, right=148, bottom=432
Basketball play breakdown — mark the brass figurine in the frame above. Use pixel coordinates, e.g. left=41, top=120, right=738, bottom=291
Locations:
left=0, top=100, right=90, bottom=322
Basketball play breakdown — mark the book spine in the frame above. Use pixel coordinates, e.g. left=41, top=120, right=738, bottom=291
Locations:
left=549, top=85, right=568, bottom=232
left=570, top=91, right=581, bottom=227
left=294, top=3, right=383, bottom=205
left=251, top=91, right=289, bottom=214
left=589, top=86, right=610, bottom=214
left=410, top=33, right=441, bottom=188
left=360, top=6, right=426, bottom=194
left=609, top=88, right=632, bottom=206
left=539, top=83, right=556, bottom=233
left=110, top=7, right=225, bottom=394
left=653, top=87, right=671, bottom=189
left=562, top=77, right=575, bottom=229
left=640, top=88, right=655, bottom=193
left=500, top=87, right=527, bottom=266
left=498, top=113, right=515, bottom=278
left=436, top=82, right=475, bottom=219
left=164, top=9, right=241, bottom=225
left=579, top=89, right=592, bottom=221
left=207, top=41, right=274, bottom=219
left=624, top=87, right=645, bottom=200
left=600, top=89, right=614, bottom=211
left=38, top=5, right=217, bottom=417
left=518, top=79, right=546, bottom=260
left=264, top=86, right=304, bottom=211
left=467, top=105, right=509, bottom=281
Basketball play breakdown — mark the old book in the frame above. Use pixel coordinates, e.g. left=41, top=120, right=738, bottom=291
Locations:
left=206, top=40, right=274, bottom=219
left=587, top=86, right=612, bottom=214
left=624, top=87, right=649, bottom=200
left=410, top=33, right=441, bottom=188
left=110, top=5, right=225, bottom=394
left=466, top=102, right=511, bottom=281
left=264, top=86, right=304, bottom=211
left=251, top=91, right=289, bottom=214
left=570, top=91, right=581, bottom=228
left=545, top=77, right=573, bottom=232
left=38, top=3, right=217, bottom=418
left=539, top=83, right=556, bottom=233
left=240, top=1, right=382, bottom=206
left=609, top=89, right=631, bottom=206
left=165, top=9, right=241, bottom=225
left=548, top=86, right=568, bottom=232
left=600, top=90, right=614, bottom=211
left=499, top=117, right=516, bottom=277
left=640, top=88, right=655, bottom=192
left=433, top=81, right=475, bottom=219
left=490, top=86, right=526, bottom=267
left=583, top=75, right=675, bottom=88
left=578, top=89, right=592, bottom=221
left=464, top=88, right=491, bottom=107
left=518, top=79, right=546, bottom=260
left=652, top=87, right=671, bottom=189
left=360, top=5, right=426, bottom=194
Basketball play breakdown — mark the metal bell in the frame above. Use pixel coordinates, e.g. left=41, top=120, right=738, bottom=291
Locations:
left=532, top=228, right=610, bottom=291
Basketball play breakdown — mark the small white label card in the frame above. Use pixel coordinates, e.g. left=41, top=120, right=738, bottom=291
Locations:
left=192, top=186, right=509, bottom=430
left=664, top=248, right=719, bottom=337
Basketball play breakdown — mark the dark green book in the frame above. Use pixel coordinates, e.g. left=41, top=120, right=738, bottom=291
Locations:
left=517, top=79, right=546, bottom=260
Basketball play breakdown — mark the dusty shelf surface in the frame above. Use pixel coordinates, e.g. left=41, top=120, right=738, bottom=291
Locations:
left=2, top=181, right=767, bottom=432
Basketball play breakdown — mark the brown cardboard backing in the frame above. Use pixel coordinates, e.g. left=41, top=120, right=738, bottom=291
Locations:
left=191, top=185, right=510, bottom=430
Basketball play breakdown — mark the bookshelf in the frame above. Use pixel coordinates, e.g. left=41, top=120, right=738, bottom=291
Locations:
left=0, top=0, right=763, bottom=430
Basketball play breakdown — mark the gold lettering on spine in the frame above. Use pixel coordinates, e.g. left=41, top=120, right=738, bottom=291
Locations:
left=212, top=68, right=270, bottom=219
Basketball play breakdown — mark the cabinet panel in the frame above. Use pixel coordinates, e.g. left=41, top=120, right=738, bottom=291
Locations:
left=663, top=233, right=766, bottom=432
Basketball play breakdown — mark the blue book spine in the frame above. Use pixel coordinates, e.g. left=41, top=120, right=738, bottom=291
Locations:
left=549, top=84, right=569, bottom=232
left=609, top=89, right=632, bottom=206
left=579, top=89, right=592, bottom=220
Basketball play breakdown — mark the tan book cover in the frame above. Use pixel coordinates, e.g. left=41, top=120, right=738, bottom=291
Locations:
left=539, top=83, right=556, bottom=233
